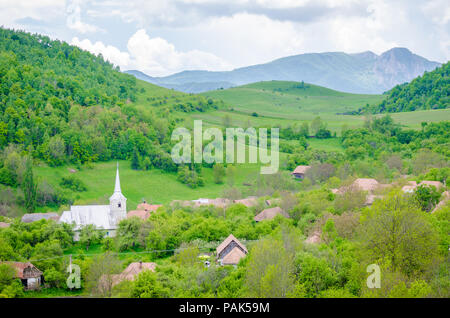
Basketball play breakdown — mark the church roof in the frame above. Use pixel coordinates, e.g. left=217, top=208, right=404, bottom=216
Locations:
left=59, top=205, right=119, bottom=231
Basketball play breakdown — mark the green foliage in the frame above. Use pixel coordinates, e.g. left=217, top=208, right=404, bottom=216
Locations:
left=59, top=176, right=87, bottom=192
left=413, top=185, right=441, bottom=212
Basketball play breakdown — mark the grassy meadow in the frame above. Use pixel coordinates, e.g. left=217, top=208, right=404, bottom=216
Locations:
left=198, top=81, right=449, bottom=133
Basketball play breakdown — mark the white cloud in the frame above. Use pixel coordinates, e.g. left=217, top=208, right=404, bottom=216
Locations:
left=71, top=37, right=131, bottom=67
left=66, top=0, right=104, bottom=33
left=71, top=29, right=232, bottom=76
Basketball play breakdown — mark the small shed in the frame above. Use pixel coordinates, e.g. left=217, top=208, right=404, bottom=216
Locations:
left=254, top=207, right=289, bottom=222
left=9, top=262, right=43, bottom=290
left=291, top=165, right=311, bottom=179
left=110, top=262, right=156, bottom=286
left=216, top=234, right=248, bottom=265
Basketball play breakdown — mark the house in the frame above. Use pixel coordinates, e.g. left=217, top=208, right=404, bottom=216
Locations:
left=127, top=201, right=162, bottom=220
left=192, top=198, right=231, bottom=208
left=352, top=178, right=380, bottom=192
left=254, top=207, right=289, bottom=222
left=305, top=230, right=321, bottom=244
left=233, top=196, right=259, bottom=208
left=127, top=209, right=150, bottom=220
left=110, top=262, right=156, bottom=286
left=432, top=191, right=449, bottom=213
left=8, top=262, right=43, bottom=290
left=419, top=181, right=444, bottom=189
left=402, top=180, right=444, bottom=193
left=401, top=181, right=417, bottom=193
left=137, top=202, right=162, bottom=212
left=21, top=212, right=59, bottom=223
left=59, top=163, right=127, bottom=241
left=216, top=234, right=248, bottom=265
left=291, top=165, right=311, bottom=179
left=0, top=222, right=10, bottom=228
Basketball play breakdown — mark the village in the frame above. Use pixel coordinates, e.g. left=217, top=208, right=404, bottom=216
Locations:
left=1, top=163, right=448, bottom=293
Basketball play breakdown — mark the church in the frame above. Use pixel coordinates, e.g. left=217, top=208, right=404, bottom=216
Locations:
left=59, top=163, right=127, bottom=241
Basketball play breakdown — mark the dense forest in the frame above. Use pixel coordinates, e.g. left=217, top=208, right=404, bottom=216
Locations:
left=358, top=62, right=449, bottom=114
left=0, top=28, right=219, bottom=169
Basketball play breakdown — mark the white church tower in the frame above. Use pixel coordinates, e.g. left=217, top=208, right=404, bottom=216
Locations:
left=109, top=162, right=127, bottom=221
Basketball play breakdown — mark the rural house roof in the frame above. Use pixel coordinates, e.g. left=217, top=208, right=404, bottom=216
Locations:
left=292, top=165, right=311, bottom=175
left=127, top=210, right=150, bottom=220
left=352, top=178, right=380, bottom=192
left=432, top=191, right=449, bottom=213
left=254, top=207, right=289, bottom=222
left=21, top=212, right=60, bottom=223
left=305, top=230, right=321, bottom=244
left=0, top=222, right=10, bottom=228
left=108, top=262, right=156, bottom=286
left=233, top=196, right=259, bottom=207
left=137, top=203, right=162, bottom=212
left=216, top=234, right=248, bottom=256
left=364, top=194, right=384, bottom=206
left=7, top=262, right=42, bottom=279
left=419, top=181, right=444, bottom=189
left=221, top=247, right=247, bottom=265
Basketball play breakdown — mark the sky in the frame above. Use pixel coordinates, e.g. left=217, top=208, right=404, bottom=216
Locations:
left=1, top=0, right=449, bottom=77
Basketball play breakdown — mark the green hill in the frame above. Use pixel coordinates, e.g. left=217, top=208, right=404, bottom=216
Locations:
left=200, top=80, right=384, bottom=132
left=0, top=27, right=222, bottom=168
left=364, top=61, right=449, bottom=113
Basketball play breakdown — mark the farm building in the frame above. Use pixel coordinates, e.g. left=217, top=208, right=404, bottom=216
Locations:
left=233, top=196, right=259, bottom=207
left=110, top=262, right=156, bottom=287
left=291, top=165, right=311, bottom=179
left=0, top=222, right=10, bottom=228
left=216, top=234, right=248, bottom=266
left=254, top=207, right=289, bottom=222
left=128, top=201, right=162, bottom=220
left=8, top=262, right=43, bottom=290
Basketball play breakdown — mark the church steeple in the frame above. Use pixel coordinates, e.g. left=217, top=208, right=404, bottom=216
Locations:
left=114, top=162, right=121, bottom=193
left=109, top=162, right=127, bottom=218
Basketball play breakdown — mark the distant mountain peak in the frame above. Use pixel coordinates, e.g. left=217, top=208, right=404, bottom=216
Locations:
left=126, top=48, right=441, bottom=94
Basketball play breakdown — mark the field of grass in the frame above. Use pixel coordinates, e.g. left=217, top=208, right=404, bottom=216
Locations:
left=197, top=81, right=449, bottom=134
left=35, top=160, right=263, bottom=213
left=198, top=81, right=383, bottom=133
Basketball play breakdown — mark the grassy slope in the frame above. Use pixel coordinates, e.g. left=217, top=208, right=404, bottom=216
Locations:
left=199, top=81, right=383, bottom=132
left=33, top=80, right=449, bottom=213
left=199, top=81, right=449, bottom=133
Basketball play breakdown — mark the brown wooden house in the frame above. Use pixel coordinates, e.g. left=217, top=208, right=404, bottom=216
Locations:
left=216, top=234, right=248, bottom=266
left=9, top=262, right=43, bottom=290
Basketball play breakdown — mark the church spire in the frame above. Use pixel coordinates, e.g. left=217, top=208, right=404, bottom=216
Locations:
left=114, top=162, right=121, bottom=193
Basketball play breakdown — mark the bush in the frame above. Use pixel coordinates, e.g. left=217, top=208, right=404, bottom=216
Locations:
left=59, top=176, right=87, bottom=192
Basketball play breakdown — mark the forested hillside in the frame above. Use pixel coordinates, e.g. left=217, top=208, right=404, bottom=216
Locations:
left=0, top=28, right=220, bottom=168
left=362, top=62, right=449, bottom=114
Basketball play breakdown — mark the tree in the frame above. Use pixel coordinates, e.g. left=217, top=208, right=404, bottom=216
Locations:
left=22, top=158, right=37, bottom=213
left=310, top=116, right=322, bottom=136
left=414, top=185, right=441, bottom=212
left=245, top=239, right=295, bottom=297
left=79, top=224, right=104, bottom=251
left=117, top=217, right=142, bottom=251
left=213, top=164, right=225, bottom=184
left=86, top=252, right=122, bottom=297
left=359, top=192, right=439, bottom=277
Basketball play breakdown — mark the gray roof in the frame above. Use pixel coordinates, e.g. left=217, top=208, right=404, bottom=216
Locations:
left=59, top=205, right=119, bottom=231
left=21, top=212, right=60, bottom=223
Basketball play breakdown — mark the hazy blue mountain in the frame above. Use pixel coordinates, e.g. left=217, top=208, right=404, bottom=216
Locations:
left=125, top=48, right=441, bottom=94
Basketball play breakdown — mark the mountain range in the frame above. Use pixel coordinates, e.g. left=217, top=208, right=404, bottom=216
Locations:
left=125, top=48, right=441, bottom=94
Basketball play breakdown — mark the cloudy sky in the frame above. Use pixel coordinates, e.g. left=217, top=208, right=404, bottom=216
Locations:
left=1, top=0, right=449, bottom=77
